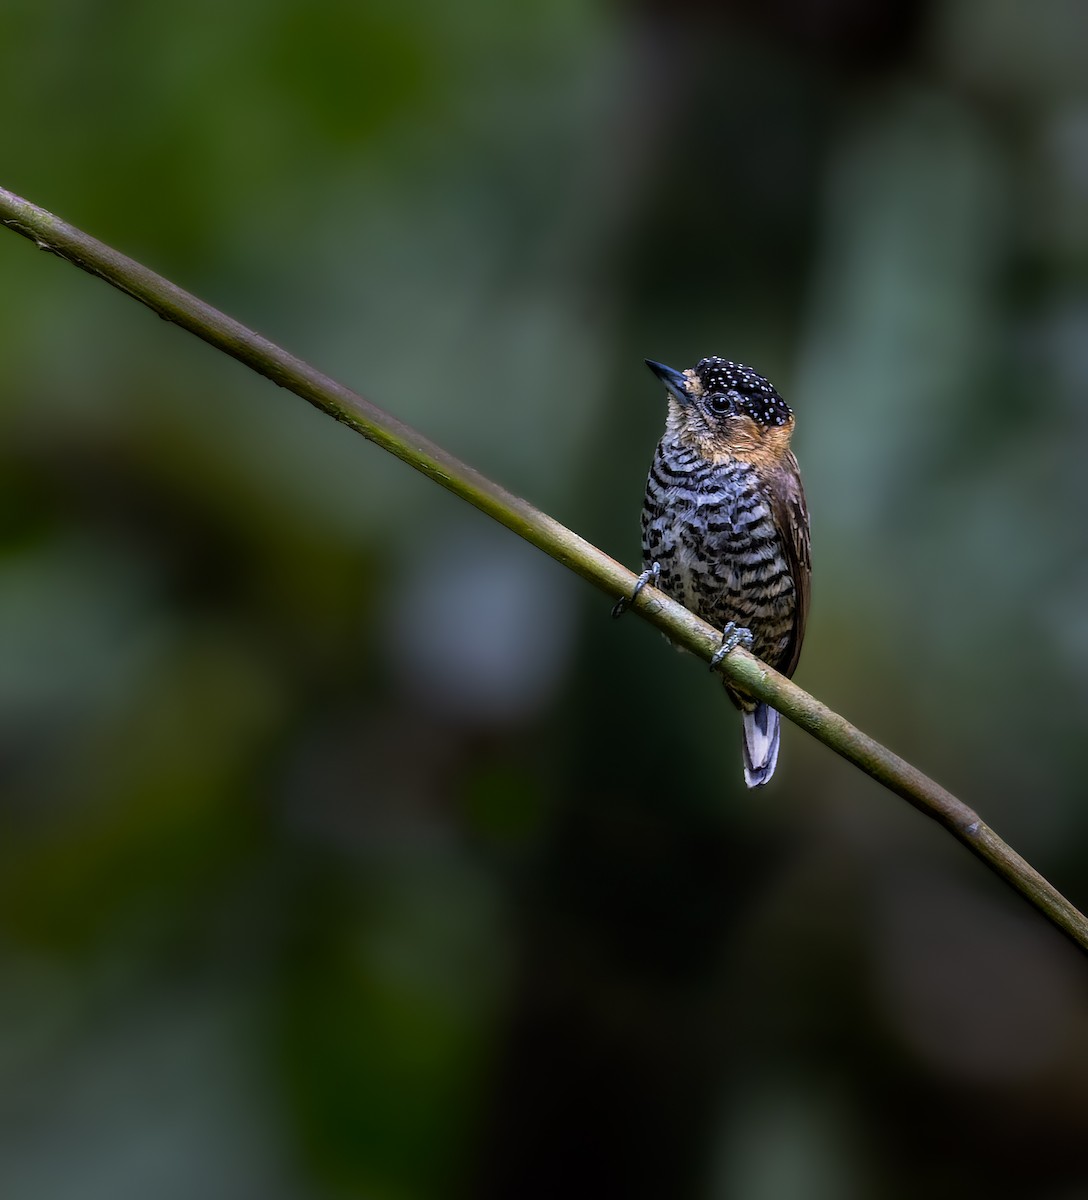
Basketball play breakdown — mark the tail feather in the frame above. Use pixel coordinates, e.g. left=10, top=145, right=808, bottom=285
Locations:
left=742, top=703, right=780, bottom=788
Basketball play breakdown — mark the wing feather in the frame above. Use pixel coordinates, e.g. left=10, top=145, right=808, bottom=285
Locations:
left=767, top=450, right=810, bottom=680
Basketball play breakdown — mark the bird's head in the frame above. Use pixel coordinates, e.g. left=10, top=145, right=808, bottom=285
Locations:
left=646, top=356, right=795, bottom=468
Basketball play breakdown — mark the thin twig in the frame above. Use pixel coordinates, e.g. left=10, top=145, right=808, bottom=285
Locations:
left=1, top=183, right=1085, bottom=954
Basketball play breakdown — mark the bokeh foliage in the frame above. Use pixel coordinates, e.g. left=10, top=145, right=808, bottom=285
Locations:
left=3, top=1, right=1088, bottom=1197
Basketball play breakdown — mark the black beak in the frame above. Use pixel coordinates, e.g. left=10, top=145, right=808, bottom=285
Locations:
left=645, top=359, right=691, bottom=405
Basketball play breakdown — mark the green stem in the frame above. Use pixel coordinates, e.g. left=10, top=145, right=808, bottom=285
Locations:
left=2, top=184, right=1084, bottom=955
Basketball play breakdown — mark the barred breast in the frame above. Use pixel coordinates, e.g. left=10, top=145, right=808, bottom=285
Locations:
left=640, top=439, right=797, bottom=673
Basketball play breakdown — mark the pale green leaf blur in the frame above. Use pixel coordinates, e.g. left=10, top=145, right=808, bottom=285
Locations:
left=3, top=2, right=1088, bottom=1198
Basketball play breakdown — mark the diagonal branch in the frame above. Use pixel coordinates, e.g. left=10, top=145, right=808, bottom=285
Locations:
left=2, top=183, right=1085, bottom=955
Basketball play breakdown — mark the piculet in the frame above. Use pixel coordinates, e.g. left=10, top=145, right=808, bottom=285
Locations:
left=618, top=356, right=811, bottom=788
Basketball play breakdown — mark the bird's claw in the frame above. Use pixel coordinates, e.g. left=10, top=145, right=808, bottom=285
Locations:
left=611, top=562, right=661, bottom=618
left=709, top=622, right=754, bottom=670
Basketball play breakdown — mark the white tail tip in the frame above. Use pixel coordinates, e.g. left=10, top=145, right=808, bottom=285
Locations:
left=742, top=703, right=781, bottom=788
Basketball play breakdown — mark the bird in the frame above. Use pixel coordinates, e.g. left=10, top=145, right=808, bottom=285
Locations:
left=616, top=356, right=811, bottom=788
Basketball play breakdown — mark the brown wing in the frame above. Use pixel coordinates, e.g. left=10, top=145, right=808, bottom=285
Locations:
left=767, top=450, right=810, bottom=679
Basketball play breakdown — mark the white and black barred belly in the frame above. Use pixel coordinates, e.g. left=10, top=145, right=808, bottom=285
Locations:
left=640, top=438, right=797, bottom=672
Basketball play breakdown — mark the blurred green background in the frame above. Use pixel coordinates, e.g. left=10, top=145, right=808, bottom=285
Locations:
left=3, top=1, right=1088, bottom=1197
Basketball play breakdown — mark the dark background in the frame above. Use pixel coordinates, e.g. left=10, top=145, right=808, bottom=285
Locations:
left=3, top=2, right=1088, bottom=1197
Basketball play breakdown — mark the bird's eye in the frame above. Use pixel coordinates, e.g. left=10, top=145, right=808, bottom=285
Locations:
left=706, top=393, right=731, bottom=416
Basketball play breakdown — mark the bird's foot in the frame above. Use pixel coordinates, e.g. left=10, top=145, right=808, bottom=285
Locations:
left=611, top=562, right=660, bottom=618
left=709, top=622, right=754, bottom=670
